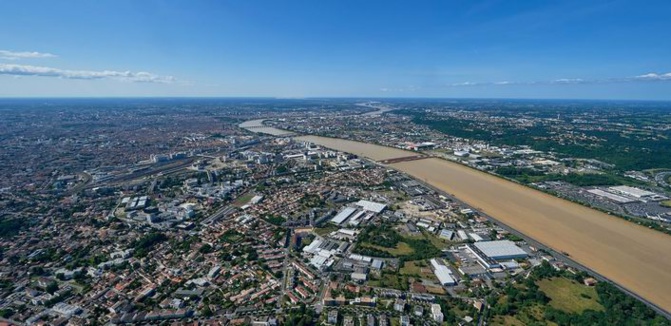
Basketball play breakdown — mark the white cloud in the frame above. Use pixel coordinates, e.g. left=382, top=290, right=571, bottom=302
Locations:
left=0, top=50, right=56, bottom=60
left=450, top=81, right=481, bottom=86
left=553, top=78, right=584, bottom=84
left=0, top=63, right=176, bottom=83
left=448, top=72, right=671, bottom=87
left=635, top=72, right=671, bottom=80
left=379, top=86, right=421, bottom=92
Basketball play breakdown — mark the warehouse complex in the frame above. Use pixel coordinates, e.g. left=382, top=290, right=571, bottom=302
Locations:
left=467, top=240, right=528, bottom=269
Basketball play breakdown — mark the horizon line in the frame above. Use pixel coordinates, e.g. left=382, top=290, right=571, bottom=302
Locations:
left=0, top=96, right=671, bottom=102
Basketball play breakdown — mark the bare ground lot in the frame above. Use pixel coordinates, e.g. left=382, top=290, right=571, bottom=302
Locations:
left=294, top=135, right=671, bottom=312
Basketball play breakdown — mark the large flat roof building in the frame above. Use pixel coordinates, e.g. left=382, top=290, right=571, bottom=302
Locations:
left=587, top=189, right=637, bottom=203
left=332, top=207, right=357, bottom=225
left=608, top=185, right=656, bottom=199
left=468, top=240, right=528, bottom=269
left=355, top=200, right=387, bottom=213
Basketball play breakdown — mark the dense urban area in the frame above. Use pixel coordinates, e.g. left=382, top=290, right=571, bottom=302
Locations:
left=0, top=98, right=670, bottom=326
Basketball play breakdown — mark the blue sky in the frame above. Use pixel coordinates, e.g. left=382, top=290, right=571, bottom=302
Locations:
left=1, top=0, right=670, bottom=99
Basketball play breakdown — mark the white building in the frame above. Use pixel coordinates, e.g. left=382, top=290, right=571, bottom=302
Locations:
left=430, top=258, right=457, bottom=286
left=467, top=240, right=528, bottom=269
left=431, top=304, right=444, bottom=323
left=473, top=240, right=528, bottom=260
left=608, top=185, right=660, bottom=199
left=52, top=302, right=82, bottom=318
left=355, top=200, right=387, bottom=213
left=332, top=207, right=357, bottom=225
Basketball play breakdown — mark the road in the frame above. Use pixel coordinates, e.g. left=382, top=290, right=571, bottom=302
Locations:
left=200, top=205, right=237, bottom=226
left=655, top=171, right=671, bottom=188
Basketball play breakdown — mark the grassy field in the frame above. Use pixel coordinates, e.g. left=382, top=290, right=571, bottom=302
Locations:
left=490, top=304, right=558, bottom=326
left=425, top=285, right=446, bottom=295
left=362, top=242, right=414, bottom=256
left=369, top=273, right=408, bottom=291
left=490, top=315, right=525, bottom=326
left=661, top=200, right=671, bottom=208
left=220, top=230, right=244, bottom=243
left=403, top=231, right=448, bottom=249
left=537, top=278, right=604, bottom=314
left=399, top=260, right=437, bottom=280
left=399, top=260, right=422, bottom=275
left=232, top=192, right=254, bottom=207
left=420, top=231, right=449, bottom=249
left=313, top=225, right=338, bottom=236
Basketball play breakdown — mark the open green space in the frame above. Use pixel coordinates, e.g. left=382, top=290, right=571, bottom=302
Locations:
left=232, top=192, right=254, bottom=207
left=487, top=262, right=669, bottom=325
left=369, top=272, right=409, bottom=291
left=537, top=278, right=604, bottom=314
left=354, top=225, right=443, bottom=261
left=399, top=260, right=422, bottom=275
left=405, top=230, right=449, bottom=249
left=399, top=260, right=438, bottom=280
left=490, top=315, right=526, bottom=326
left=361, top=242, right=414, bottom=256
left=220, top=229, right=244, bottom=243
left=262, top=214, right=285, bottom=226
left=357, top=224, right=402, bottom=248
left=661, top=200, right=671, bottom=208
left=0, top=218, right=26, bottom=238
left=313, top=225, right=338, bottom=236
left=495, top=167, right=644, bottom=187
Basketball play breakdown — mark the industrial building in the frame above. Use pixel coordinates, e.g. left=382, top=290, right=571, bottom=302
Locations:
left=469, top=233, right=484, bottom=242
left=587, top=189, right=637, bottom=203
left=430, top=258, right=457, bottom=286
left=355, top=200, right=387, bottom=213
left=457, top=230, right=469, bottom=241
left=332, top=207, right=357, bottom=225
left=609, top=185, right=657, bottom=199
left=467, top=240, right=528, bottom=269
left=371, top=259, right=384, bottom=270
left=439, top=229, right=454, bottom=240
left=351, top=272, right=368, bottom=282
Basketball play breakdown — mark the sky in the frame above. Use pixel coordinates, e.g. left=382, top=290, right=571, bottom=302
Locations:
left=0, top=0, right=670, bottom=99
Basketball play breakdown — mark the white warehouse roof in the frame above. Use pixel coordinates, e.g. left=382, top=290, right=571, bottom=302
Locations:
left=303, top=238, right=323, bottom=254
left=473, top=240, right=527, bottom=260
left=430, top=259, right=457, bottom=286
left=608, top=185, right=656, bottom=198
left=355, top=200, right=387, bottom=213
left=332, top=207, right=357, bottom=225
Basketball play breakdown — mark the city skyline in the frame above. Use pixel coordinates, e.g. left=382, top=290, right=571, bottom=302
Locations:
left=1, top=0, right=671, bottom=99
